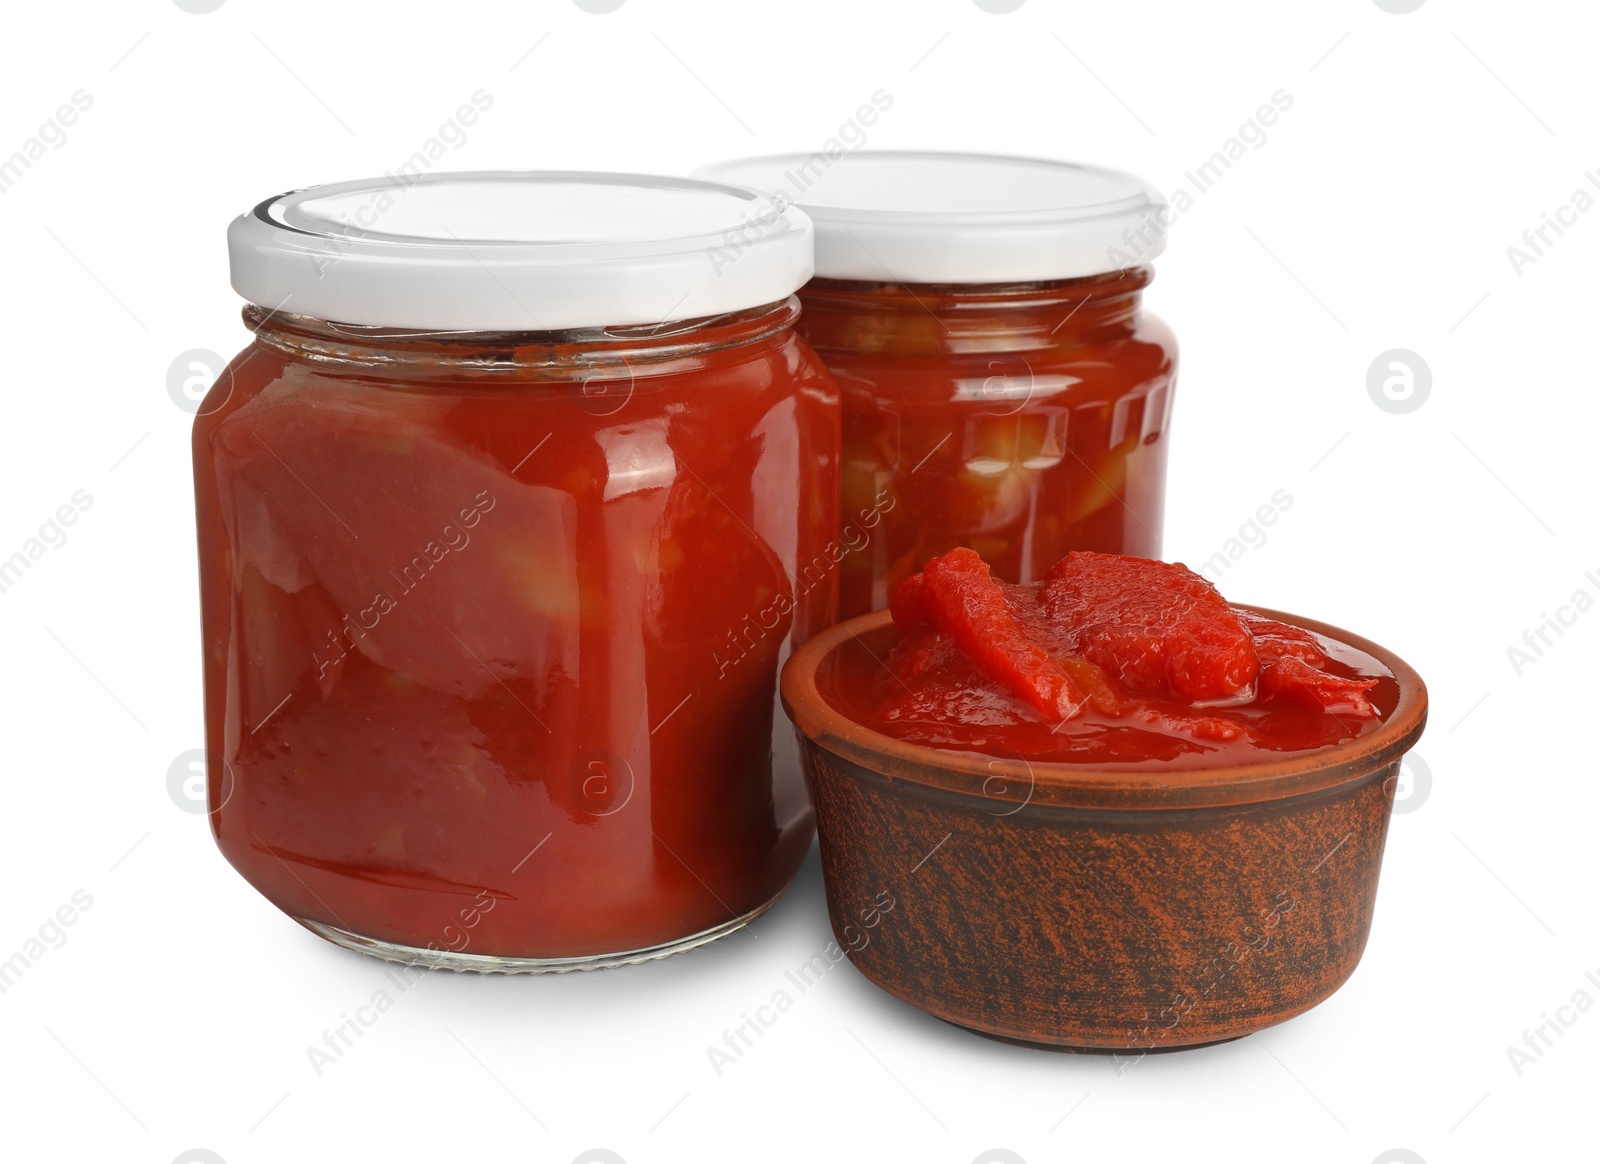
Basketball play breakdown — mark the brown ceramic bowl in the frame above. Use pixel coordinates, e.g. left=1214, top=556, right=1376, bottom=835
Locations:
left=780, top=606, right=1427, bottom=1053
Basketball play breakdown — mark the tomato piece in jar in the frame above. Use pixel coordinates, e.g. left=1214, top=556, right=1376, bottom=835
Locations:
left=800, top=272, right=1177, bottom=618
left=194, top=305, right=839, bottom=960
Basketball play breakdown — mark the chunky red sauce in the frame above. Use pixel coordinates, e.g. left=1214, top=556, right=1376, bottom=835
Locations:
left=820, top=550, right=1396, bottom=770
left=193, top=301, right=839, bottom=959
left=796, top=270, right=1176, bottom=619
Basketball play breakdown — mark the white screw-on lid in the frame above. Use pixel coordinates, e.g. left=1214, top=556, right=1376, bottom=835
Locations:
left=694, top=151, right=1167, bottom=284
left=228, top=171, right=815, bottom=331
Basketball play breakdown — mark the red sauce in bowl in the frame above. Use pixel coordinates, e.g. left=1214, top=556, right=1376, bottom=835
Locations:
left=818, top=550, right=1396, bottom=771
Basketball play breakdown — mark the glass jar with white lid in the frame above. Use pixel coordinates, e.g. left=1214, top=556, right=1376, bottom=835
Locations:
left=697, top=151, right=1178, bottom=619
left=193, top=172, right=840, bottom=970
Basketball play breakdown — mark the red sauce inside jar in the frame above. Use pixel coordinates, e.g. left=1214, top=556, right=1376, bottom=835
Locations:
left=818, top=550, right=1396, bottom=771
left=193, top=301, right=839, bottom=959
left=797, top=270, right=1177, bottom=618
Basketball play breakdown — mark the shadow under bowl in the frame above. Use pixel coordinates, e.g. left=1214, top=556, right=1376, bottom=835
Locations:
left=780, top=606, right=1428, bottom=1053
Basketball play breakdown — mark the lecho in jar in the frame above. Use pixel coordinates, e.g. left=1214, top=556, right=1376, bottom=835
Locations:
left=194, top=173, right=839, bottom=970
left=697, top=152, right=1178, bottom=618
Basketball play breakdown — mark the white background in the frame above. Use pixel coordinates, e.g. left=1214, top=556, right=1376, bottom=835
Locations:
left=0, top=1, right=1594, bottom=1161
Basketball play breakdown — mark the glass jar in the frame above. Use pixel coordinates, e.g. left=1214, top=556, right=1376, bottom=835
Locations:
left=697, top=152, right=1177, bottom=618
left=193, top=173, right=839, bottom=970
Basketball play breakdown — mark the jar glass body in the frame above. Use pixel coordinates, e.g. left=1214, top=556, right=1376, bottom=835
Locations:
left=797, top=270, right=1177, bottom=619
left=192, top=300, right=840, bottom=966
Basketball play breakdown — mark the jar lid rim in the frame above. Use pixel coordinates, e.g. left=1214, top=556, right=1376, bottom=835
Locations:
left=228, top=171, right=815, bottom=331
left=694, top=150, right=1167, bottom=283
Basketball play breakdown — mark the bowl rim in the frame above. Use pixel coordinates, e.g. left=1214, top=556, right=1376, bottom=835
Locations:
left=780, top=604, right=1429, bottom=811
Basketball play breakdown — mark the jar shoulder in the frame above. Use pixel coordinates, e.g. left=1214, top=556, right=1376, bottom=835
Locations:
left=817, top=318, right=1176, bottom=409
